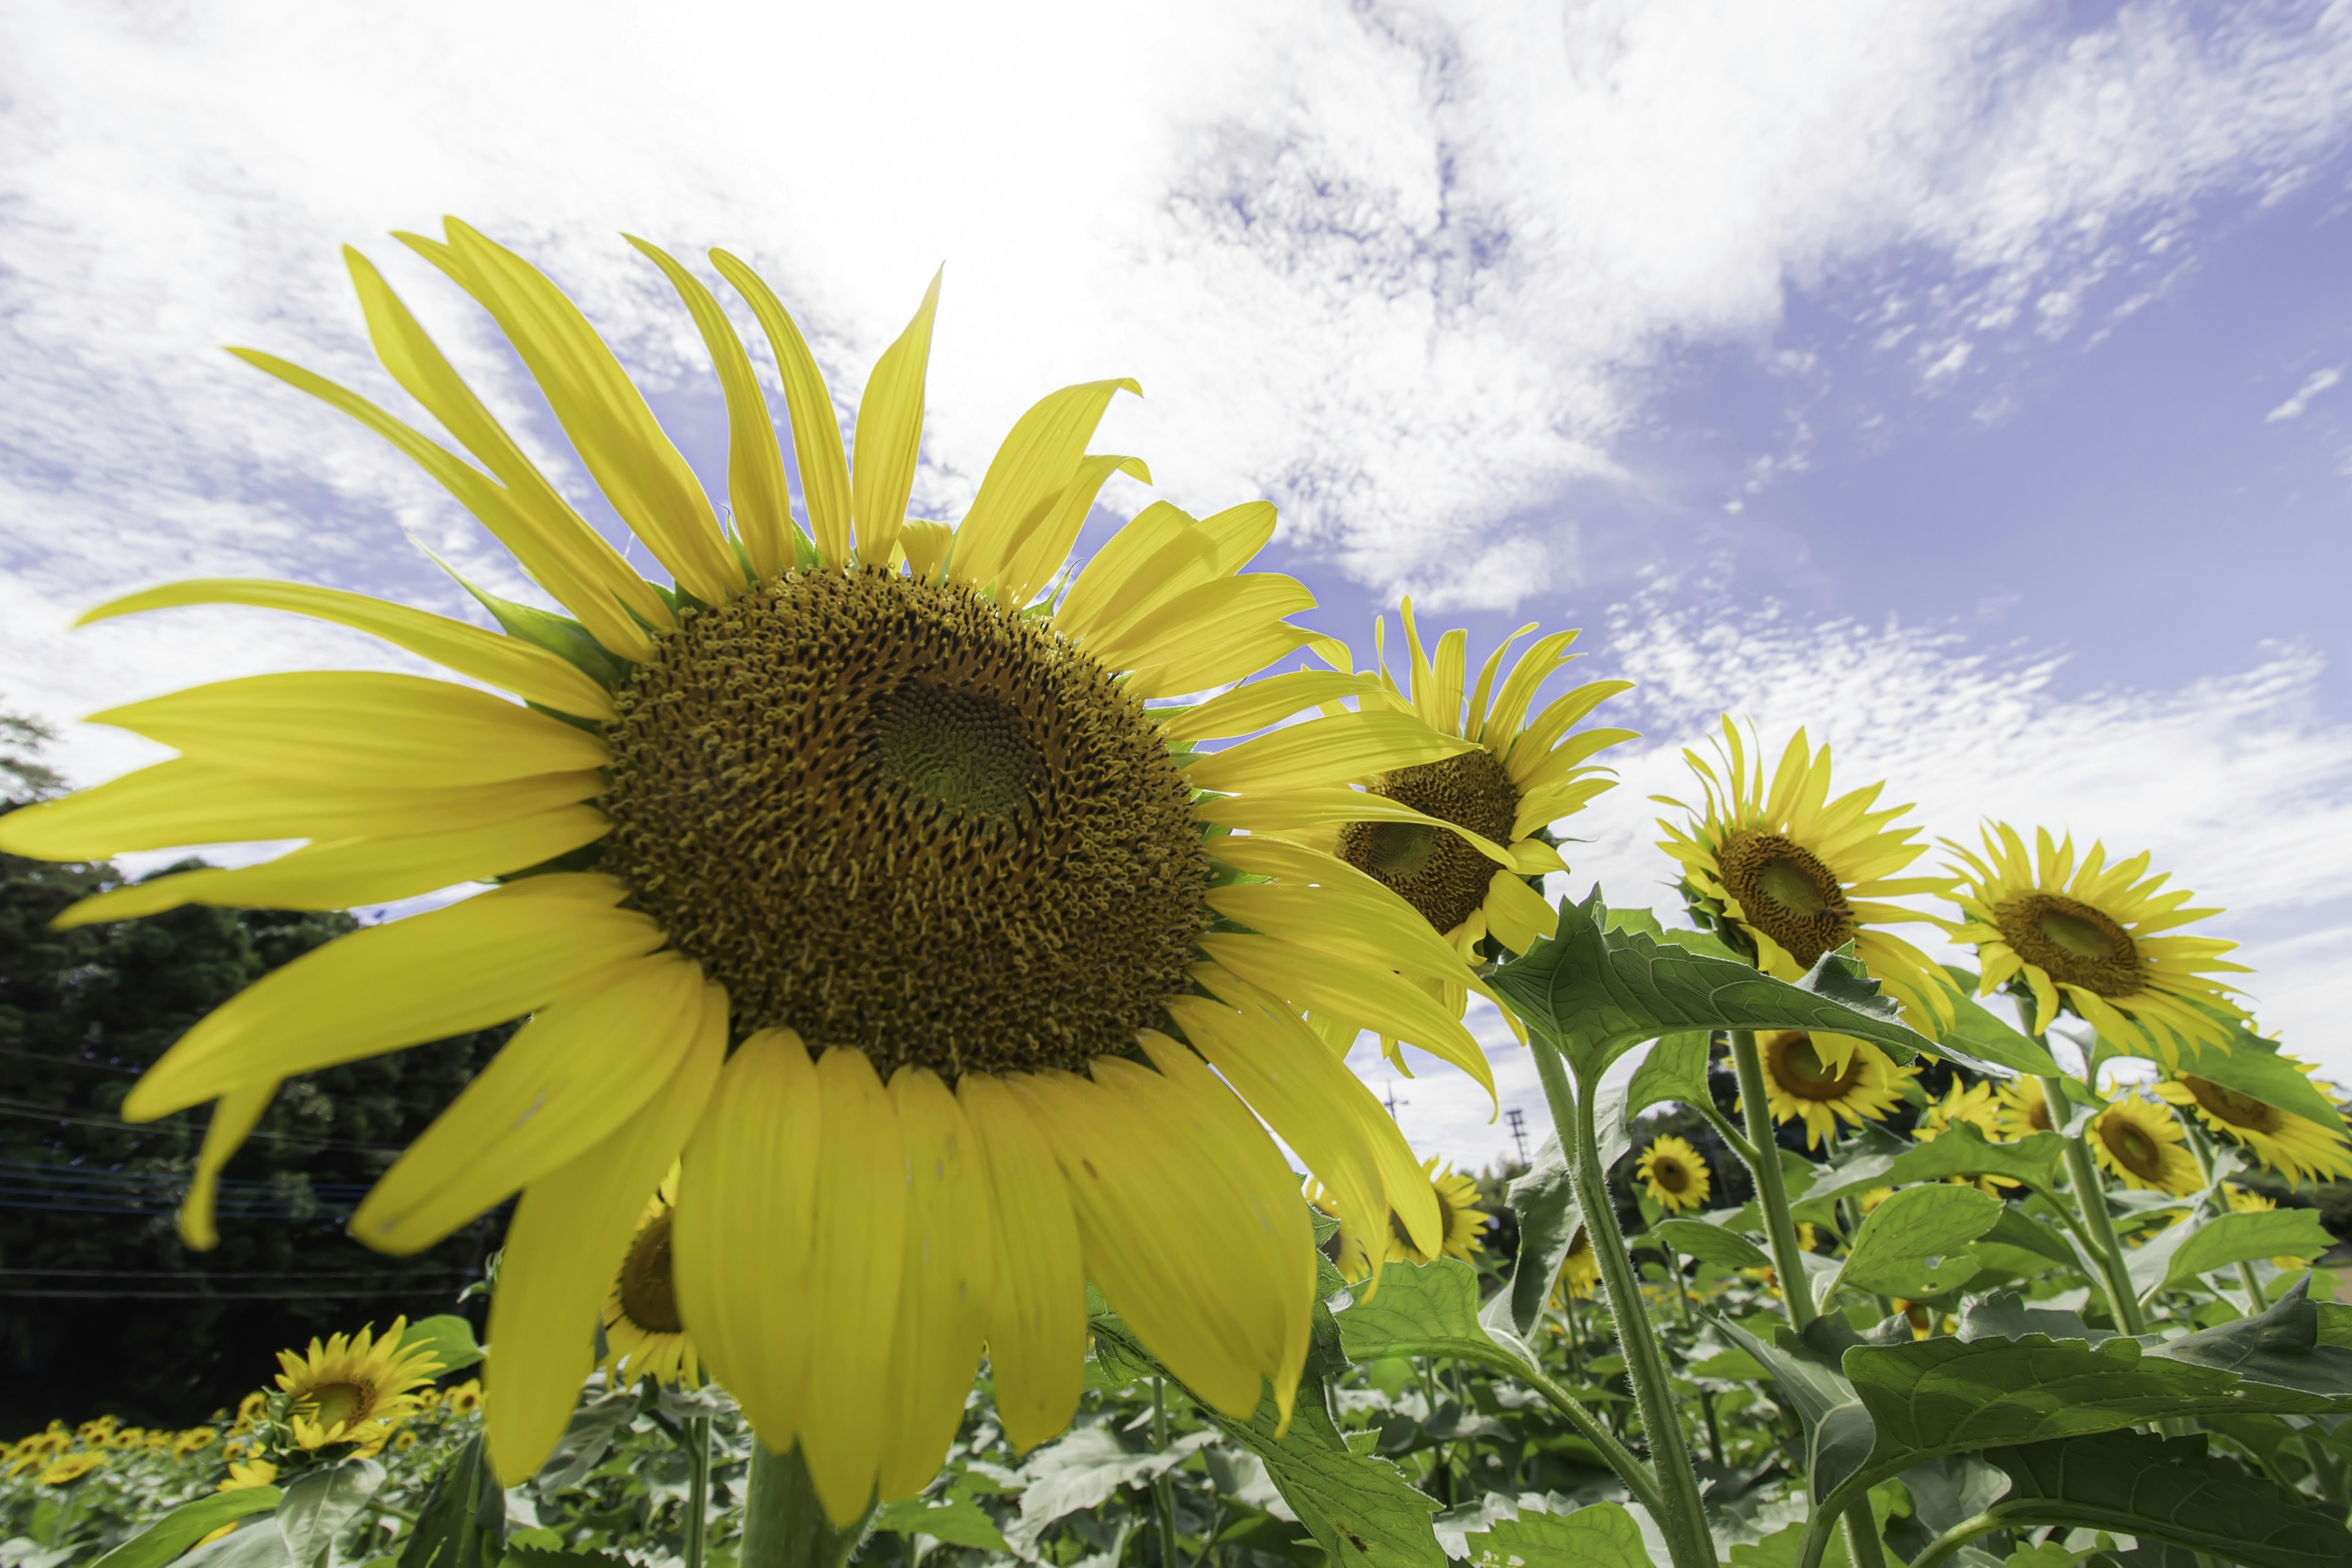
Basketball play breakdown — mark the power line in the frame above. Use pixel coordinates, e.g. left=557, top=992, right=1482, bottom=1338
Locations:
left=0, top=1099, right=411, bottom=1155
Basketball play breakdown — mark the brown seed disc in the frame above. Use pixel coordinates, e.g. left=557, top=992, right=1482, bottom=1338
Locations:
left=601, top=570, right=1211, bottom=1079
left=1994, top=892, right=2143, bottom=998
left=617, top=1213, right=684, bottom=1335
left=1717, top=831, right=1856, bottom=969
left=1763, top=1031, right=1869, bottom=1102
left=1338, top=748, right=1520, bottom=936
left=2180, top=1074, right=2283, bottom=1134
left=2099, top=1114, right=2168, bottom=1183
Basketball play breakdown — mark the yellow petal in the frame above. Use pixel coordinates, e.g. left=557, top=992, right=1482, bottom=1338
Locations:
left=0, top=761, right=604, bottom=862
left=878, top=1067, right=994, bottom=1502
left=951, top=379, right=1141, bottom=594
left=411, top=222, right=741, bottom=606
left=711, top=250, right=853, bottom=571
left=900, top=519, right=954, bottom=584
left=1192, top=788, right=1510, bottom=867
left=1090, top=572, right=1313, bottom=674
left=958, top=1074, right=1084, bottom=1452
left=88, top=673, right=608, bottom=788
left=350, top=953, right=708, bottom=1254
left=802, top=1049, right=908, bottom=1526
left=79, top=580, right=617, bottom=722
left=673, top=1028, right=822, bottom=1447
left=1461, top=624, right=1537, bottom=744
left=998, top=453, right=1152, bottom=609
left=1056, top=500, right=1278, bottom=647
left=1180, top=710, right=1474, bottom=797
left=849, top=272, right=941, bottom=571
left=1479, top=631, right=1583, bottom=745
left=122, top=876, right=663, bottom=1120
left=1480, top=869, right=1558, bottom=956
left=177, top=1079, right=279, bottom=1252
left=628, top=237, right=796, bottom=581
left=53, top=805, right=610, bottom=929
left=1158, top=673, right=1383, bottom=745
left=1196, top=934, right=1495, bottom=1103
left=485, top=983, right=725, bottom=1486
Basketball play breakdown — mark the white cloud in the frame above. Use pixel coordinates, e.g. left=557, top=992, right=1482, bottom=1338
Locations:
left=2266, top=365, right=2343, bottom=421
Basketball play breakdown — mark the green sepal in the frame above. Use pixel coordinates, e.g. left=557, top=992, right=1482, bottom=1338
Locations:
left=445, top=571, right=631, bottom=690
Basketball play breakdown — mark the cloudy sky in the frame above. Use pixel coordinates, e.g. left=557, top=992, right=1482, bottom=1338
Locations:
left=5, top=1, right=2349, bottom=1168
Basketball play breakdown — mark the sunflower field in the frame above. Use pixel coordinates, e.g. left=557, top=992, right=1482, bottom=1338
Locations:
left=2, top=225, right=2349, bottom=1568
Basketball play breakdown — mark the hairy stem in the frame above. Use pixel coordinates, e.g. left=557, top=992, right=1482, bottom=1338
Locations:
left=739, top=1444, right=870, bottom=1568
left=2041, top=1074, right=2149, bottom=1335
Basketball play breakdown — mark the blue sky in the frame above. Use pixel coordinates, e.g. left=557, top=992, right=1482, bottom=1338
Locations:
left=4, top=0, right=2350, bottom=1166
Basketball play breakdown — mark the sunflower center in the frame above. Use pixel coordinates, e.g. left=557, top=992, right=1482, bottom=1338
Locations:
left=617, top=1212, right=684, bottom=1335
left=1995, top=892, right=2142, bottom=998
left=1765, top=1031, right=1866, bottom=1101
left=1338, top=748, right=1520, bottom=936
left=1717, top=831, right=1855, bottom=968
left=1652, top=1157, right=1693, bottom=1194
left=601, top=571, right=1211, bottom=1079
left=2181, top=1076, right=2282, bottom=1133
left=2101, top=1115, right=2164, bottom=1180
left=305, top=1382, right=370, bottom=1433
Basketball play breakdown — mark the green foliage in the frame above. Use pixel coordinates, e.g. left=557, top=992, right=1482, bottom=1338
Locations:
left=1460, top=1499, right=1653, bottom=1567
left=89, top=1487, right=283, bottom=1568
left=1834, top=1185, right=2001, bottom=1300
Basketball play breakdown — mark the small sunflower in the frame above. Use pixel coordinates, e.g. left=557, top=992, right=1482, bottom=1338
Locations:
left=1289, top=605, right=1631, bottom=959
left=443, top=1381, right=483, bottom=1415
left=37, top=1452, right=104, bottom=1487
left=2154, top=1068, right=2352, bottom=1185
left=1635, top=1136, right=1712, bottom=1213
left=1916, top=1079, right=2018, bottom=1191
left=2088, top=1096, right=2199, bottom=1196
left=1656, top=721, right=1956, bottom=1033
left=1993, top=1077, right=2057, bottom=1140
left=1, top=223, right=1502, bottom=1515
left=274, top=1317, right=445, bottom=1455
left=173, top=1428, right=218, bottom=1458
left=602, top=1167, right=698, bottom=1387
left=218, top=1459, right=279, bottom=1493
left=1945, top=824, right=2249, bottom=1064
left=1553, top=1226, right=1602, bottom=1302
left=1751, top=1031, right=1917, bottom=1150
left=1315, top=1156, right=1488, bottom=1281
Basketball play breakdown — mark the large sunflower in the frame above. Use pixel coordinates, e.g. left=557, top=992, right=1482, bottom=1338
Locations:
left=601, top=1167, right=698, bottom=1387
left=1314, top=1155, right=1488, bottom=1281
left=2089, top=1096, right=2199, bottom=1196
left=0, top=223, right=1497, bottom=1518
left=1945, top=823, right=2248, bottom=1063
left=1752, top=1031, right=1917, bottom=1150
left=2154, top=1068, right=2352, bottom=1185
left=274, top=1317, right=444, bottom=1455
left=1262, top=604, right=1630, bottom=960
left=1656, top=721, right=1955, bottom=1032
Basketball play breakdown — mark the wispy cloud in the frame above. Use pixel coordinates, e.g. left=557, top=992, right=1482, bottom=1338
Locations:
left=2266, top=365, right=2343, bottom=421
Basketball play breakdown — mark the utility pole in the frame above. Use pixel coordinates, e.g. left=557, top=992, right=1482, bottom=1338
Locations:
left=1383, top=1082, right=1407, bottom=1119
left=1505, top=1106, right=1529, bottom=1167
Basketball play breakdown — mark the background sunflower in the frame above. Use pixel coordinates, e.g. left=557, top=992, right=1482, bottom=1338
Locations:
left=1751, top=1030, right=1918, bottom=1150
left=2155, top=1066, right=2352, bottom=1183
left=1635, top=1136, right=1712, bottom=1213
left=2088, top=1096, right=2200, bottom=1195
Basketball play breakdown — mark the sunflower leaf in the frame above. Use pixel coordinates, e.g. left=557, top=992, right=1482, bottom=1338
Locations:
left=2161, top=1028, right=2348, bottom=1136
left=1461, top=1499, right=1656, bottom=1568
left=1627, top=1031, right=1716, bottom=1118
left=1970, top=1428, right=2352, bottom=1568
left=277, top=1459, right=383, bottom=1568
left=1833, top=1185, right=2001, bottom=1300
left=401, top=1314, right=484, bottom=1378
left=401, top=1432, right=505, bottom=1568
left=91, top=1488, right=285, bottom=1568
left=871, top=1496, right=1012, bottom=1553
left=2127, top=1210, right=2334, bottom=1303
left=1501, top=1132, right=1580, bottom=1337
left=1653, top=1218, right=1772, bottom=1273
left=1489, top=891, right=1933, bottom=1085
left=1335, top=1259, right=1523, bottom=1370
left=1934, top=969, right=2066, bottom=1078
left=1881, top=1124, right=2068, bottom=1193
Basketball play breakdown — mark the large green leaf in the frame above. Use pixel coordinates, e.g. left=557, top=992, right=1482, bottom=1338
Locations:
left=1834, top=1185, right=2002, bottom=1300
left=2125, top=1209, right=2333, bottom=1302
left=2161, top=1028, right=2347, bottom=1136
left=1489, top=892, right=1934, bottom=1082
left=277, top=1459, right=383, bottom=1568
left=1460, top=1501, right=1654, bottom=1568
left=532, top=1387, right=644, bottom=1497
left=872, top=1497, right=1011, bottom=1553
left=2155, top=1278, right=2352, bottom=1396
left=403, top=1314, right=485, bottom=1378
left=1654, top=1219, right=1772, bottom=1273
left=400, top=1433, right=506, bottom=1568
left=1627, top=1031, right=1716, bottom=1118
left=1501, top=1133, right=1579, bottom=1336
left=1879, top=1126, right=2067, bottom=1193
left=1091, top=1308, right=1446, bottom=1568
left=92, top=1488, right=285, bottom=1568
left=1933, top=970, right=2064, bottom=1078
left=1971, top=1430, right=2352, bottom=1568
left=1337, top=1259, right=1518, bottom=1367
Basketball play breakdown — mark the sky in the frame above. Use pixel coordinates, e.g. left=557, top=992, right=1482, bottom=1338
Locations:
left=3, top=1, right=2349, bottom=1171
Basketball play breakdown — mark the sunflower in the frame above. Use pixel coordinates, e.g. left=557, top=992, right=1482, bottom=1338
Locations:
left=2088, top=1096, right=2199, bottom=1196
left=1751, top=1031, right=1917, bottom=1150
left=1272, top=604, right=1630, bottom=960
left=2154, top=1069, right=2352, bottom=1185
left=602, top=1167, right=698, bottom=1387
left=443, top=1382, right=483, bottom=1415
left=1636, top=1136, right=1712, bottom=1213
left=173, top=1428, right=219, bottom=1458
left=1316, top=1156, right=1488, bottom=1281
left=274, top=1317, right=445, bottom=1455
left=218, top=1460, right=279, bottom=1493
left=1553, top=1226, right=1602, bottom=1302
left=37, top=1453, right=104, bottom=1487
left=1915, top=1079, right=2018, bottom=1192
left=1993, top=1077, right=2057, bottom=1141
left=1945, top=824, right=2248, bottom=1064
left=1656, top=720, right=1956, bottom=1032
left=0, top=222, right=1501, bottom=1520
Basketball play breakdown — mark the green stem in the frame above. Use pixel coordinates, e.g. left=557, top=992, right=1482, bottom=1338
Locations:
left=684, top=1414, right=712, bottom=1568
left=1905, top=1510, right=2005, bottom=1568
left=1150, top=1377, right=1180, bottom=1568
left=1697, top=1102, right=1762, bottom=1169
left=1479, top=1348, right=1664, bottom=1517
left=739, top=1444, right=871, bottom=1568
left=1532, top=1038, right=1715, bottom=1568
left=2041, top=1074, right=2149, bottom=1335
left=1727, top=1031, right=1815, bottom=1328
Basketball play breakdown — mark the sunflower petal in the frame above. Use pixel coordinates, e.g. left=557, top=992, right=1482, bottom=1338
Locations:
left=711, top=250, right=853, bottom=570
left=177, top=1079, right=279, bottom=1253
left=878, top=1068, right=993, bottom=1501
left=1197, top=934, right=1495, bottom=1102
left=849, top=273, right=941, bottom=570
left=958, top=1074, right=1084, bottom=1452
left=1181, top=710, right=1474, bottom=796
left=952, top=380, right=1141, bottom=594
left=802, top=1049, right=908, bottom=1526
left=485, top=983, right=725, bottom=1486
left=1056, top=501, right=1278, bottom=647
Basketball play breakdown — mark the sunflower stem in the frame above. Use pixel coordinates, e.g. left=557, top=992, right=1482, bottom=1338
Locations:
left=1727, top=1032, right=1817, bottom=1330
left=1532, top=1036, right=1715, bottom=1568
left=1150, top=1376, right=1180, bottom=1568
left=683, top=1414, right=712, bottom=1568
left=739, top=1444, right=870, bottom=1568
left=2041, top=1074, right=2150, bottom=1335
